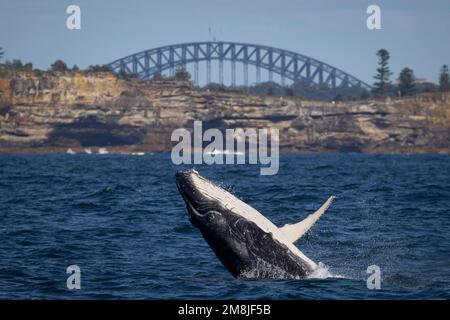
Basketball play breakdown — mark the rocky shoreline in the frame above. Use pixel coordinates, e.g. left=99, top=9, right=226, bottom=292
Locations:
left=1, top=70, right=449, bottom=154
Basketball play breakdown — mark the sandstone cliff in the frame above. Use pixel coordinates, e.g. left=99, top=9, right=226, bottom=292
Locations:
left=0, top=70, right=449, bottom=154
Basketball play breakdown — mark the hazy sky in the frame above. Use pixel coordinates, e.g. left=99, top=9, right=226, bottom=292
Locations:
left=1, top=0, right=449, bottom=84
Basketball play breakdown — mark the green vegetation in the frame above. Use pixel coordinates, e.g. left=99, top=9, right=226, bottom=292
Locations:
left=120, top=90, right=137, bottom=97
left=152, top=72, right=164, bottom=81
left=439, top=65, right=450, bottom=92
left=373, top=49, right=393, bottom=96
left=116, top=69, right=139, bottom=80
left=204, top=80, right=370, bottom=101
left=0, top=56, right=35, bottom=77
left=151, top=72, right=164, bottom=81
left=369, top=49, right=449, bottom=98
left=86, top=64, right=111, bottom=72
left=360, top=91, right=370, bottom=100
left=9, top=59, right=24, bottom=69
left=142, top=66, right=192, bottom=83
left=285, top=87, right=294, bottom=97
left=398, top=68, right=416, bottom=96
left=50, top=59, right=69, bottom=72
left=0, top=47, right=4, bottom=62
left=23, top=62, right=33, bottom=71
left=173, top=66, right=191, bottom=81
left=201, top=83, right=246, bottom=95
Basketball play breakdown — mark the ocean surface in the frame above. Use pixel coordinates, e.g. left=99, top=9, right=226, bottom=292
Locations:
left=0, top=153, right=449, bottom=299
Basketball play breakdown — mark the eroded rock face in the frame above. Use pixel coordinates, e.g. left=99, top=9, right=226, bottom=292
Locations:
left=0, top=70, right=449, bottom=153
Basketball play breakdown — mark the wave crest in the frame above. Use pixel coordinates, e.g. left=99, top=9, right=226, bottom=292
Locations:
left=307, top=262, right=344, bottom=279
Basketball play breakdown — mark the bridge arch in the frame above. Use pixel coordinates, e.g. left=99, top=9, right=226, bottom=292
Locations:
left=107, top=41, right=372, bottom=90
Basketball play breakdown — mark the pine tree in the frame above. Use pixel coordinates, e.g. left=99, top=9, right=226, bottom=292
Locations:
left=439, top=65, right=450, bottom=92
left=398, top=67, right=415, bottom=96
left=373, top=49, right=393, bottom=96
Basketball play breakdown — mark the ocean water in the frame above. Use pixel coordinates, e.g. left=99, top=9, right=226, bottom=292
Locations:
left=0, top=153, right=449, bottom=299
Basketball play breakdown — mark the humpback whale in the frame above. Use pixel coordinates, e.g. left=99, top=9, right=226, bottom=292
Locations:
left=175, top=170, right=335, bottom=279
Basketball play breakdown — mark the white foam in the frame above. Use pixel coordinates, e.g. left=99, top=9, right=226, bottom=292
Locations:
left=307, top=262, right=344, bottom=279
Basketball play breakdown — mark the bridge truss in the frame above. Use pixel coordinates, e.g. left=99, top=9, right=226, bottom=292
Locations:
left=107, top=41, right=372, bottom=90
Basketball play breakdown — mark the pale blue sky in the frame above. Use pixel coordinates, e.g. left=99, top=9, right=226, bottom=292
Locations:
left=1, top=0, right=449, bottom=84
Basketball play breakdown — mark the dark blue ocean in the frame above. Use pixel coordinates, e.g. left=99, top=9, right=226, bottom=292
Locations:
left=0, top=153, right=449, bottom=299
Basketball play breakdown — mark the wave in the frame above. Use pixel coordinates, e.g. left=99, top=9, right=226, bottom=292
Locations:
left=238, top=260, right=345, bottom=280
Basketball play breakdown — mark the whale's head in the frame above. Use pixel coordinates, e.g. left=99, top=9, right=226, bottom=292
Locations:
left=175, top=170, right=230, bottom=230
left=175, top=170, right=256, bottom=277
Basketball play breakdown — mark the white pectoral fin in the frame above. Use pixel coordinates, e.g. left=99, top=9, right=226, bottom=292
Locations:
left=279, top=196, right=336, bottom=243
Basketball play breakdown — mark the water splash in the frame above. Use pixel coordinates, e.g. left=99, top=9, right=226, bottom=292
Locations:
left=238, top=259, right=345, bottom=280
left=307, top=262, right=345, bottom=279
left=239, top=258, right=299, bottom=279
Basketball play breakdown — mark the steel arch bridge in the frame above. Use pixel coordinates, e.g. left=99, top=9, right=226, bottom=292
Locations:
left=107, top=41, right=372, bottom=90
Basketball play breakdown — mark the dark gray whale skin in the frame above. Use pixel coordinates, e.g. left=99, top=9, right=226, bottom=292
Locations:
left=175, top=171, right=313, bottom=279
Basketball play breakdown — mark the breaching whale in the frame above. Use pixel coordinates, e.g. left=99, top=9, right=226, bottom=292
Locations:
left=175, top=170, right=335, bottom=279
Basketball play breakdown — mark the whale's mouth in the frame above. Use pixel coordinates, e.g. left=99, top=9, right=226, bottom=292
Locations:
left=175, top=170, right=207, bottom=219
left=185, top=198, right=207, bottom=218
left=175, top=171, right=195, bottom=202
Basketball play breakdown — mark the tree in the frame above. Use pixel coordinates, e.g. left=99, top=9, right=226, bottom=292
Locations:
left=334, top=93, right=343, bottom=102
left=398, top=67, right=415, bottom=96
left=152, top=72, right=164, bottom=81
left=72, top=64, right=79, bottom=71
left=0, top=47, right=4, bottom=62
left=373, top=49, right=393, bottom=96
left=439, top=64, right=450, bottom=92
left=24, top=63, right=33, bottom=71
left=360, top=91, right=370, bottom=100
left=285, top=87, right=294, bottom=97
left=50, top=59, right=69, bottom=72
left=86, top=64, right=111, bottom=72
left=10, top=59, right=23, bottom=69
left=174, top=66, right=191, bottom=81
left=117, top=69, right=128, bottom=79
left=116, top=69, right=138, bottom=80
